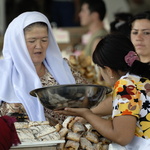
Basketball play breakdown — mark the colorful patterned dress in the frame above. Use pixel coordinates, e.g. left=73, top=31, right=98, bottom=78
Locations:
left=112, top=73, right=150, bottom=149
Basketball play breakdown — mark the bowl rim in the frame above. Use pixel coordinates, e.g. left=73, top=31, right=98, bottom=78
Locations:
left=30, top=84, right=112, bottom=97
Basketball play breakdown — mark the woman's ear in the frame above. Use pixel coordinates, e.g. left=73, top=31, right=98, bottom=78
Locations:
left=104, top=66, right=114, bottom=78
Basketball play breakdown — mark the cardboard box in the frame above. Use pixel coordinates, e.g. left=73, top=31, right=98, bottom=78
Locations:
left=53, top=27, right=87, bottom=51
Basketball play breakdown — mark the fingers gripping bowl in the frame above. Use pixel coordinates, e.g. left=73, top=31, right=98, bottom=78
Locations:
left=30, top=84, right=112, bottom=110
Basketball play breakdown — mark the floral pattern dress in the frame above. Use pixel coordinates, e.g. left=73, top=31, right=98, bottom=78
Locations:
left=0, top=59, right=89, bottom=124
left=112, top=73, right=150, bottom=139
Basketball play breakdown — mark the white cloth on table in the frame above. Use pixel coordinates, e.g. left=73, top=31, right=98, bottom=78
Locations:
left=109, top=143, right=126, bottom=150
left=125, top=136, right=150, bottom=150
left=109, top=136, right=150, bottom=150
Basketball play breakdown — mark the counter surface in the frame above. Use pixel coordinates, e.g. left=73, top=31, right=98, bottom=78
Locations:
left=10, top=140, right=65, bottom=150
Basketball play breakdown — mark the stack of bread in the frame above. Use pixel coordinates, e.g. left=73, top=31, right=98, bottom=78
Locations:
left=14, top=116, right=111, bottom=149
left=57, top=116, right=111, bottom=150
left=69, top=53, right=107, bottom=86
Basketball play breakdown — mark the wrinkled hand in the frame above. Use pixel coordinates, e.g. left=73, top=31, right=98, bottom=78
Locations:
left=55, top=107, right=92, bottom=118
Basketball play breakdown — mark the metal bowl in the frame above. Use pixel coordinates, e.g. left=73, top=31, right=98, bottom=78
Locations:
left=30, top=84, right=112, bottom=110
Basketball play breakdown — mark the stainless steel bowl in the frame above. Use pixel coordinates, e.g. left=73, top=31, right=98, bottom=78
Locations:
left=30, top=84, right=112, bottom=110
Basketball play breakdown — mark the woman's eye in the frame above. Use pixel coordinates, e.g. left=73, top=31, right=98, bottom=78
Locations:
left=28, top=40, right=35, bottom=43
left=131, top=31, right=138, bottom=35
left=42, top=38, right=48, bottom=42
left=143, top=32, right=150, bottom=35
left=42, top=40, right=48, bottom=42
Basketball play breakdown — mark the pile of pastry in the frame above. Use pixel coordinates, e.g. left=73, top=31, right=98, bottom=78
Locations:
left=14, top=116, right=111, bottom=149
left=69, top=53, right=106, bottom=86
left=69, top=54, right=96, bottom=83
left=57, top=116, right=111, bottom=150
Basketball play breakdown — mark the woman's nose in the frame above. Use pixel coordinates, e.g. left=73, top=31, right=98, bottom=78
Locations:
left=35, top=41, right=42, bottom=49
left=136, top=33, right=143, bottom=40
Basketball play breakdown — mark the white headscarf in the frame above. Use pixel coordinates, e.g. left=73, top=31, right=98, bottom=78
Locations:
left=0, top=11, right=75, bottom=121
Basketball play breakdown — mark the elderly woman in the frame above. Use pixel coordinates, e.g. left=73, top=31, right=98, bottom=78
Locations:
left=0, top=11, right=88, bottom=124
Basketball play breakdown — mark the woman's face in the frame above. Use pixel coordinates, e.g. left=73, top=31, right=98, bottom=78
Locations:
left=130, top=19, right=150, bottom=62
left=79, top=3, right=92, bottom=26
left=99, top=67, right=114, bottom=87
left=24, top=26, right=49, bottom=66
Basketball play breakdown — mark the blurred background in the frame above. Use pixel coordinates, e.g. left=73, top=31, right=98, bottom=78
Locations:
left=0, top=0, right=150, bottom=55
left=0, top=0, right=150, bottom=84
left=1, top=0, right=150, bottom=32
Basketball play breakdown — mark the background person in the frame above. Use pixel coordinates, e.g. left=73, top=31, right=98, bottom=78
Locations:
left=79, top=0, right=108, bottom=56
left=130, top=11, right=150, bottom=63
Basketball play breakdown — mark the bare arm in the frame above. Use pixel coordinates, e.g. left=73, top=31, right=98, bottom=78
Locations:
left=83, top=110, right=136, bottom=146
left=91, top=95, right=112, bottom=116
